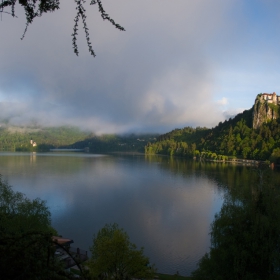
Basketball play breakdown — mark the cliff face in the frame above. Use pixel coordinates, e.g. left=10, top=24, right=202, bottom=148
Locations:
left=252, top=94, right=279, bottom=129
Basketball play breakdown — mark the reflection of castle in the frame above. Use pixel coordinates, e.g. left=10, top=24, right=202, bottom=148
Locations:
left=261, top=92, right=280, bottom=105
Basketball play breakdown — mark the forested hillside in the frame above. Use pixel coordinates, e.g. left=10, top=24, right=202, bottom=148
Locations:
left=67, top=134, right=157, bottom=153
left=0, top=126, right=91, bottom=152
left=0, top=125, right=157, bottom=153
left=145, top=106, right=280, bottom=162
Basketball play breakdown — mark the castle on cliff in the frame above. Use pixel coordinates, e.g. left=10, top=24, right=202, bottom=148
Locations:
left=261, top=92, right=280, bottom=105
left=253, top=92, right=280, bottom=129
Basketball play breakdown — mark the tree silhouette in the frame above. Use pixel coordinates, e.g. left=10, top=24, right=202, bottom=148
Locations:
left=0, top=0, right=125, bottom=57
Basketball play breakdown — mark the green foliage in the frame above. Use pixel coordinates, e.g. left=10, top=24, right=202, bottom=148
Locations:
left=0, top=176, right=72, bottom=279
left=75, top=133, right=158, bottom=153
left=145, top=107, right=280, bottom=162
left=0, top=125, right=90, bottom=151
left=89, top=223, right=155, bottom=280
left=0, top=183, right=51, bottom=233
left=192, top=168, right=280, bottom=280
left=0, top=125, right=157, bottom=153
left=267, top=102, right=279, bottom=114
left=270, top=148, right=280, bottom=164
left=145, top=127, right=208, bottom=158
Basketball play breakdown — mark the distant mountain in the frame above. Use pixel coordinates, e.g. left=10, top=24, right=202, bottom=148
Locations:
left=145, top=93, right=280, bottom=162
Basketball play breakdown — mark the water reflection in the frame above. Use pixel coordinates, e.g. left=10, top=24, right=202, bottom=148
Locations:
left=0, top=152, right=226, bottom=276
left=192, top=165, right=280, bottom=279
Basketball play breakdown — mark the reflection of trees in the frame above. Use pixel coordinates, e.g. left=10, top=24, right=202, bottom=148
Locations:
left=144, top=156, right=262, bottom=191
left=146, top=155, right=280, bottom=190
left=192, top=167, right=280, bottom=279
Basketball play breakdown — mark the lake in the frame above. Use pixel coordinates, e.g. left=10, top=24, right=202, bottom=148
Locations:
left=0, top=152, right=257, bottom=276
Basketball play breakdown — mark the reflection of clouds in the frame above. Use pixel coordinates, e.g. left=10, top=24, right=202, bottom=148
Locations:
left=121, top=178, right=220, bottom=275
left=0, top=153, right=224, bottom=276
left=44, top=193, right=68, bottom=218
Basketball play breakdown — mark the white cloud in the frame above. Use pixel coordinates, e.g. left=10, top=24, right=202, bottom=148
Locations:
left=216, top=97, right=228, bottom=106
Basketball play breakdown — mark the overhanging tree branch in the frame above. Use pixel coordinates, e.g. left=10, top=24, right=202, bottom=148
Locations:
left=0, top=0, right=125, bottom=57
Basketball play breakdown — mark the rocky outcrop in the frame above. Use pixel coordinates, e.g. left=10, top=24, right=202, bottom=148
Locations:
left=252, top=94, right=279, bottom=129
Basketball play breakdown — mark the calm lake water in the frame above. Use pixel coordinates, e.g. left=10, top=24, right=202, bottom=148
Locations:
left=0, top=152, right=257, bottom=276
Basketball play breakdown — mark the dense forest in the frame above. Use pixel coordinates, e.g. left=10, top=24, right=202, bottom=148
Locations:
left=0, top=124, right=157, bottom=153
left=145, top=106, right=280, bottom=162
left=68, top=134, right=157, bottom=153
left=0, top=126, right=91, bottom=152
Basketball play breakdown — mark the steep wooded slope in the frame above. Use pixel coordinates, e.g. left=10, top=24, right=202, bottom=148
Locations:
left=145, top=97, right=280, bottom=162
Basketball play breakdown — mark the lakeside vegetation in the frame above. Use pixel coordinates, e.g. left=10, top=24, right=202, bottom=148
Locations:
left=0, top=126, right=91, bottom=152
left=2, top=162, right=280, bottom=279
left=192, top=165, right=280, bottom=279
left=2, top=95, right=280, bottom=278
left=2, top=106, right=280, bottom=165
left=0, top=177, right=155, bottom=279
left=0, top=124, right=157, bottom=153
left=3, top=95, right=280, bottom=163
left=69, top=133, right=158, bottom=153
left=145, top=107, right=280, bottom=163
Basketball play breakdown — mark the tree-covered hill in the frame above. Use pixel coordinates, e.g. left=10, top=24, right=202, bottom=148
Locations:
left=145, top=105, right=280, bottom=162
left=0, top=125, right=91, bottom=152
left=66, top=134, right=158, bottom=153
left=0, top=124, right=157, bottom=153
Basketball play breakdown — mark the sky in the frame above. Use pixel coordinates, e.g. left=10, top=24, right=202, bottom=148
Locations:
left=1, top=0, right=280, bottom=134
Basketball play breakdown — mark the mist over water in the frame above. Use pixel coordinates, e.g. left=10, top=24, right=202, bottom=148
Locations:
left=0, top=152, right=227, bottom=276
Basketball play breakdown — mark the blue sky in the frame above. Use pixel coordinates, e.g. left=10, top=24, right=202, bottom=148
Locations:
left=1, top=0, right=280, bottom=134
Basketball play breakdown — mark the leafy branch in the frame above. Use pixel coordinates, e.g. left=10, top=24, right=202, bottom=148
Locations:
left=0, top=0, right=125, bottom=57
